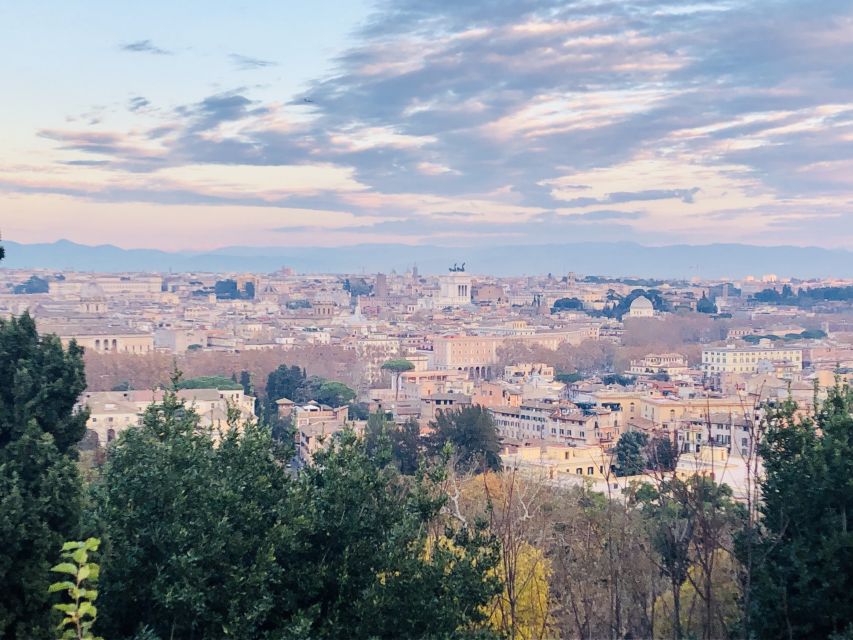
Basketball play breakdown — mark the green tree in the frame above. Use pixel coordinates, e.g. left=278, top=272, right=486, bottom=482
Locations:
left=743, top=388, right=853, bottom=639
left=238, top=370, right=254, bottom=396
left=0, top=313, right=88, bottom=639
left=314, top=380, right=356, bottom=407
left=92, top=394, right=500, bottom=638
left=696, top=294, right=717, bottom=314
left=614, top=431, right=648, bottom=476
left=364, top=413, right=422, bottom=475
left=13, top=275, right=50, bottom=295
left=92, top=391, right=302, bottom=638
left=429, top=405, right=501, bottom=472
left=551, top=297, right=584, bottom=312
left=176, top=375, right=242, bottom=390
left=649, top=437, right=677, bottom=472
left=264, top=364, right=306, bottom=418
left=381, top=359, right=415, bottom=402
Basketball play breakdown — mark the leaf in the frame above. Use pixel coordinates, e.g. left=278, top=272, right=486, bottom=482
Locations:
left=51, top=562, right=79, bottom=576
left=72, top=548, right=88, bottom=565
left=53, top=603, right=77, bottom=614
left=85, top=562, right=100, bottom=580
left=84, top=537, right=101, bottom=551
left=48, top=580, right=77, bottom=593
left=62, top=540, right=83, bottom=552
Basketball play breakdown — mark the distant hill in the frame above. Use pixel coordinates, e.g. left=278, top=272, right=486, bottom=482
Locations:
left=2, top=239, right=852, bottom=279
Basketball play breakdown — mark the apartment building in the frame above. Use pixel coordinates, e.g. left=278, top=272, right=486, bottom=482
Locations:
left=80, top=387, right=257, bottom=446
left=701, top=345, right=803, bottom=375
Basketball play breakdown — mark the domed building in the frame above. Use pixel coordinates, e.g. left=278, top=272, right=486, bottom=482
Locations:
left=628, top=295, right=654, bottom=318
left=78, top=282, right=107, bottom=315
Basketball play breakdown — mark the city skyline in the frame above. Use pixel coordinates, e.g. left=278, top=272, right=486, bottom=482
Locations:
left=2, top=0, right=853, bottom=251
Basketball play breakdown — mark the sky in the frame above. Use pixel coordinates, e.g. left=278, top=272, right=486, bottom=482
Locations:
left=1, top=0, right=852, bottom=251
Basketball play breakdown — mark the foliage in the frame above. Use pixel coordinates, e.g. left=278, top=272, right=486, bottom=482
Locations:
left=652, top=551, right=741, bottom=640
left=347, top=402, right=371, bottom=420
left=600, top=288, right=669, bottom=320
left=48, top=538, right=103, bottom=640
left=343, top=277, right=372, bottom=297
left=696, top=293, right=717, bottom=314
left=13, top=275, right=50, bottom=294
left=743, top=328, right=827, bottom=343
left=264, top=364, right=307, bottom=418
left=428, top=405, right=502, bottom=472
left=635, top=476, right=744, bottom=640
left=91, top=393, right=500, bottom=638
left=382, top=359, right=415, bottom=400
left=175, top=375, right=243, bottom=390
left=554, top=371, right=583, bottom=384
left=551, top=297, right=584, bottom=312
left=0, top=313, right=88, bottom=639
left=313, top=380, right=356, bottom=407
left=381, top=358, right=415, bottom=374
left=364, top=412, right=422, bottom=475
left=238, top=370, right=254, bottom=396
left=600, top=373, right=635, bottom=386
left=487, top=542, right=551, bottom=640
left=648, top=437, right=677, bottom=472
left=614, top=431, right=648, bottom=476
left=742, top=388, right=853, bottom=639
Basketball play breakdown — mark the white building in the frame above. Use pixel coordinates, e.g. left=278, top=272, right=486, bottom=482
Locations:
left=434, top=273, right=472, bottom=308
left=701, top=345, right=803, bottom=375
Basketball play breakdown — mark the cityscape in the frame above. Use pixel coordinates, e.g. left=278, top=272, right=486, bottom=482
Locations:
left=2, top=1, right=853, bottom=639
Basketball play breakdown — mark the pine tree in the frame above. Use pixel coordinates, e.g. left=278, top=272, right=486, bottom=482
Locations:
left=0, top=313, right=88, bottom=639
left=744, top=388, right=853, bottom=639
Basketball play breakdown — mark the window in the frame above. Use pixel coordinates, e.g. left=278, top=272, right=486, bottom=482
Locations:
left=576, top=468, right=582, bottom=475
left=587, top=467, right=594, bottom=475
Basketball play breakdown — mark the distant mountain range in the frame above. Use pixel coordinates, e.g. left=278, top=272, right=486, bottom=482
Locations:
left=2, top=239, right=852, bottom=279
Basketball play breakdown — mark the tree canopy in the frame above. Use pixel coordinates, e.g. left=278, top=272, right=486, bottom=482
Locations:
left=429, top=405, right=502, bottom=472
left=742, top=388, right=853, bottom=639
left=90, top=393, right=500, bottom=639
left=0, top=313, right=87, bottom=638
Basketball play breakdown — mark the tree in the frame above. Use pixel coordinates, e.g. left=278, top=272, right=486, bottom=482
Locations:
left=91, top=393, right=501, bottom=638
left=314, top=380, right=356, bottom=407
left=635, top=476, right=743, bottom=640
left=13, top=275, right=49, bottom=295
left=381, top=359, right=415, bottom=402
left=648, top=437, right=677, bottom=472
left=614, top=431, right=648, bottom=476
left=238, top=370, right=254, bottom=396
left=551, top=298, right=584, bottom=313
left=91, top=393, right=302, bottom=639
left=264, top=364, right=306, bottom=419
left=743, top=388, right=853, bottom=639
left=429, top=405, right=502, bottom=472
left=176, top=375, right=242, bottom=390
left=364, top=413, right=422, bottom=475
left=0, top=313, right=88, bottom=639
left=696, top=294, right=717, bottom=314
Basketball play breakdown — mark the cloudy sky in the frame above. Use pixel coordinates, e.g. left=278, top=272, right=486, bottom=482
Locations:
left=1, top=0, right=852, bottom=250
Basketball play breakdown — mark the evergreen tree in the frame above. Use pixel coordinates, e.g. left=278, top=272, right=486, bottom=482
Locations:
left=428, top=405, right=501, bottom=472
left=696, top=293, right=718, bottom=314
left=264, top=364, right=306, bottom=419
left=92, top=394, right=501, bottom=638
left=614, top=431, right=648, bottom=476
left=0, top=313, right=88, bottom=639
left=743, top=388, right=853, bottom=639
